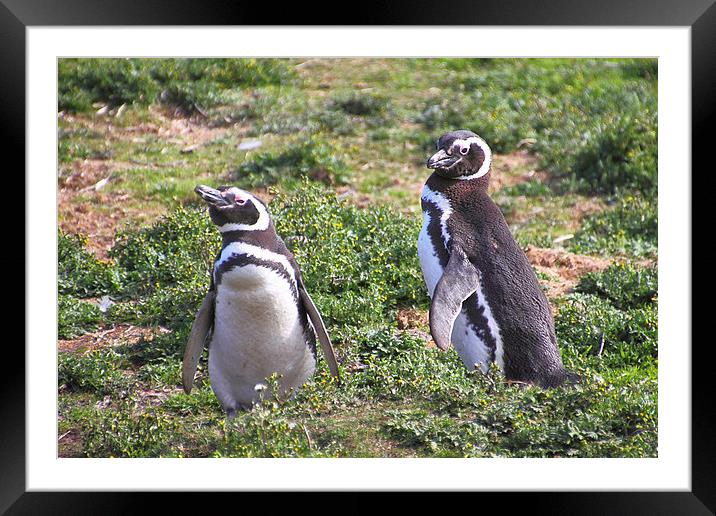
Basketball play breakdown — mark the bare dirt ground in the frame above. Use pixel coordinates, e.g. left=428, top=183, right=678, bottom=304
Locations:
left=488, top=149, right=548, bottom=193
left=335, top=148, right=546, bottom=215
left=58, top=111, right=270, bottom=258
left=58, top=324, right=170, bottom=353
left=525, top=246, right=612, bottom=304
left=60, top=109, right=236, bottom=146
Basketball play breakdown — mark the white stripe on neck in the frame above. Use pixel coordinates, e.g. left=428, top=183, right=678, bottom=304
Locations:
left=421, top=185, right=453, bottom=247
left=218, top=199, right=271, bottom=233
left=454, top=136, right=492, bottom=180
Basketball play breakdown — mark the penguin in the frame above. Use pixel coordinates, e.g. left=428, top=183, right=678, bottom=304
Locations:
left=182, top=185, right=340, bottom=415
left=417, top=130, right=574, bottom=388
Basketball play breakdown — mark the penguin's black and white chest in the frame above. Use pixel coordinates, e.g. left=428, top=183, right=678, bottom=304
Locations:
left=417, top=184, right=504, bottom=372
left=208, top=241, right=316, bottom=410
left=418, top=185, right=452, bottom=296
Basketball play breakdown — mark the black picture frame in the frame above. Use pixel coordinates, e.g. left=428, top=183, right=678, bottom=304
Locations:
left=4, top=0, right=711, bottom=513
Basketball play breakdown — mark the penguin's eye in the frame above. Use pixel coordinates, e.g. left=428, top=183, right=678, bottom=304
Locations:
left=235, top=198, right=247, bottom=206
left=460, top=146, right=470, bottom=156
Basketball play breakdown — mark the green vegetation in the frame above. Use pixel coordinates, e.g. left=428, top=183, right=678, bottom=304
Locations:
left=58, top=189, right=657, bottom=458
left=236, top=136, right=350, bottom=186
left=556, top=262, right=658, bottom=371
left=575, top=261, right=657, bottom=310
left=58, top=58, right=657, bottom=458
left=571, top=196, right=657, bottom=257
left=110, top=207, right=217, bottom=297
left=59, top=58, right=295, bottom=113
left=59, top=231, right=122, bottom=297
left=58, top=295, right=103, bottom=339
left=273, top=183, right=427, bottom=328
left=413, top=59, right=657, bottom=195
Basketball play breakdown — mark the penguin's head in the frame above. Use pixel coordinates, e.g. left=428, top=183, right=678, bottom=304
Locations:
left=195, top=185, right=270, bottom=232
left=426, top=130, right=492, bottom=180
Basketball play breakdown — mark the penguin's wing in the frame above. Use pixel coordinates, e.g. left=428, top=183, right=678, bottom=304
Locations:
left=297, top=278, right=341, bottom=383
left=429, top=245, right=481, bottom=351
left=182, top=289, right=215, bottom=394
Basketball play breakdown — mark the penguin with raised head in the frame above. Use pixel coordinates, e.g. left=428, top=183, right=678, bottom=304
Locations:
left=182, top=185, right=340, bottom=415
left=417, top=130, right=574, bottom=387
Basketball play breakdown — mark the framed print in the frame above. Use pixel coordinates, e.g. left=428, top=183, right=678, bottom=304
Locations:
left=4, top=0, right=712, bottom=513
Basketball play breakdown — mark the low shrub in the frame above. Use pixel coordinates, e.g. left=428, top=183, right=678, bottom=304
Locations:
left=83, top=401, right=181, bottom=457
left=576, top=262, right=658, bottom=310
left=58, top=58, right=296, bottom=113
left=555, top=293, right=657, bottom=369
left=109, top=206, right=218, bottom=297
left=58, top=59, right=159, bottom=112
left=58, top=295, right=103, bottom=339
left=58, top=230, right=123, bottom=298
left=58, top=348, right=129, bottom=395
left=271, top=183, right=428, bottom=327
left=416, top=59, right=657, bottom=196
left=571, top=196, right=657, bottom=257
left=557, top=111, right=657, bottom=195
left=235, top=136, right=350, bottom=186
left=109, top=280, right=208, bottom=331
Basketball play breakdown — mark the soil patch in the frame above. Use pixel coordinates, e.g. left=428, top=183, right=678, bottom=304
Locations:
left=58, top=428, right=84, bottom=458
left=397, top=308, right=434, bottom=348
left=58, top=190, right=165, bottom=259
left=488, top=150, right=546, bottom=193
left=397, top=308, right=428, bottom=330
left=58, top=112, right=260, bottom=258
left=525, top=246, right=613, bottom=303
left=58, top=324, right=170, bottom=353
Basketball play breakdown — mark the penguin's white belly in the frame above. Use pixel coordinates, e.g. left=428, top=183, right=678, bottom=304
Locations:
left=208, top=264, right=316, bottom=411
left=418, top=214, right=500, bottom=372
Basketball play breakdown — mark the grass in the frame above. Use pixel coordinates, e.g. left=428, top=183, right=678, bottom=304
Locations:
left=235, top=135, right=350, bottom=187
left=571, top=195, right=658, bottom=257
left=57, top=57, right=658, bottom=458
left=59, top=58, right=295, bottom=113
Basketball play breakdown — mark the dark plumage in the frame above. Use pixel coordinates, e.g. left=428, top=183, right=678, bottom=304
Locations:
left=419, top=130, right=575, bottom=388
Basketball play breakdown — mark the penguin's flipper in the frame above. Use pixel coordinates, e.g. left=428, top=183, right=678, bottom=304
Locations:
left=429, top=246, right=481, bottom=351
left=297, top=280, right=341, bottom=383
left=182, top=290, right=215, bottom=394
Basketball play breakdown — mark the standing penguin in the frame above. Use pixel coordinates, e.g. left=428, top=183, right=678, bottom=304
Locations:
left=182, top=185, right=340, bottom=415
left=417, top=130, right=573, bottom=387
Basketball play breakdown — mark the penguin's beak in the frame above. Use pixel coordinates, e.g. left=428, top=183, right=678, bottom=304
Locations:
left=427, top=149, right=459, bottom=170
left=195, top=185, right=230, bottom=207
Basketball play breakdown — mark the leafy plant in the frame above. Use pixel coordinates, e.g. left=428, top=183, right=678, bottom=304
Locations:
left=83, top=401, right=181, bottom=457
left=58, top=230, right=123, bottom=298
left=58, top=58, right=296, bottom=113
left=235, top=136, right=350, bottom=186
left=58, top=59, right=159, bottom=112
left=576, top=262, right=658, bottom=309
left=58, top=295, right=103, bottom=339
left=58, top=348, right=129, bottom=395
left=109, top=206, right=218, bottom=297
left=571, top=196, right=657, bottom=257
left=271, top=183, right=428, bottom=327
left=555, top=293, right=657, bottom=368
